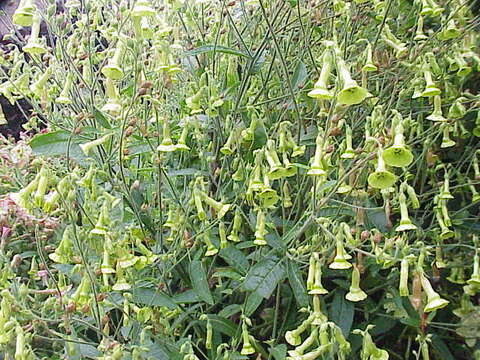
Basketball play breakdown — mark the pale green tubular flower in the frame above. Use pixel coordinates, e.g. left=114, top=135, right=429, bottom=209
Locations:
left=346, top=264, right=367, bottom=302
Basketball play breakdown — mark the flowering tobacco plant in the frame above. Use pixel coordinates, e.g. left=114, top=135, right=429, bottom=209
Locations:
left=0, top=0, right=479, bottom=359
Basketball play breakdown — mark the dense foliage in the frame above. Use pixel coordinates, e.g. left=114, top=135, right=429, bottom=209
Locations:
left=0, top=0, right=480, bottom=359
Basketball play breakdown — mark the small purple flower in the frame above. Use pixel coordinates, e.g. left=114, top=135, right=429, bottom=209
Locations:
left=1, top=226, right=11, bottom=239
left=37, top=270, right=49, bottom=286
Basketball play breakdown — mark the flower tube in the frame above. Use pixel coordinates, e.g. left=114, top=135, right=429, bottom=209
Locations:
left=157, top=117, right=176, bottom=152
left=30, top=67, right=52, bottom=98
left=285, top=314, right=315, bottom=346
left=307, top=131, right=327, bottom=176
left=466, top=253, right=480, bottom=287
left=227, top=208, right=242, bottom=242
left=345, top=264, right=367, bottom=302
left=420, top=270, right=449, bottom=312
left=265, top=139, right=286, bottom=180
left=254, top=209, right=267, bottom=246
left=56, top=72, right=74, bottom=104
left=13, top=0, right=35, bottom=26
left=198, top=191, right=231, bottom=220
left=414, top=16, right=428, bottom=41
left=308, top=49, right=334, bottom=100
left=240, top=318, right=255, bottom=355
left=368, top=149, right=397, bottom=189
left=420, top=63, right=441, bottom=98
left=383, top=120, right=413, bottom=167
left=340, top=125, right=355, bottom=159
left=395, top=191, right=417, bottom=231
left=336, top=54, right=369, bottom=105
left=399, top=257, right=410, bottom=296
left=329, top=233, right=352, bottom=270
left=102, top=37, right=127, bottom=80
left=23, top=12, right=47, bottom=55
left=287, top=327, right=318, bottom=357
left=309, top=253, right=328, bottom=295
left=80, top=133, right=113, bottom=156
left=362, top=42, right=378, bottom=72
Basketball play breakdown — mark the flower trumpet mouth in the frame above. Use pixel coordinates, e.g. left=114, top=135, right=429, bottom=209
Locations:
left=23, top=41, right=47, bottom=55
left=13, top=0, right=35, bottom=27
left=267, top=166, right=286, bottom=180
left=382, top=146, right=413, bottom=168
left=307, top=86, right=333, bottom=100
left=102, top=64, right=124, bottom=80
left=424, top=292, right=449, bottom=312
left=337, top=82, right=369, bottom=106
left=307, top=167, right=326, bottom=177
left=368, top=150, right=397, bottom=189
left=131, top=0, right=156, bottom=17
left=308, top=48, right=334, bottom=100
left=368, top=171, right=396, bottom=189
left=421, top=85, right=441, bottom=98
left=396, top=219, right=417, bottom=232
left=79, top=133, right=113, bottom=156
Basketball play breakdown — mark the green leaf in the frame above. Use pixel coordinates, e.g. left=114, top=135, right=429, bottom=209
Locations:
left=249, top=52, right=266, bottom=74
left=187, top=45, right=251, bottom=58
left=93, top=107, right=111, bottom=129
left=243, top=255, right=286, bottom=299
left=128, top=142, right=151, bottom=156
left=458, top=219, right=480, bottom=234
left=265, top=233, right=285, bottom=249
left=329, top=290, right=354, bottom=337
left=252, top=121, right=268, bottom=149
left=207, top=315, right=238, bottom=337
left=219, top=245, right=249, bottom=275
left=365, top=207, right=389, bottom=232
left=431, top=335, right=455, bottom=360
left=244, top=292, right=263, bottom=316
left=147, top=341, right=173, bottom=360
left=214, top=268, right=243, bottom=280
left=286, top=260, right=309, bottom=308
left=167, top=168, right=207, bottom=177
left=126, top=188, right=155, bottom=233
left=292, top=162, right=310, bottom=170
left=77, top=344, right=101, bottom=359
left=29, top=130, right=86, bottom=162
left=172, top=289, right=200, bottom=304
left=370, top=316, right=397, bottom=336
left=270, top=344, right=287, bottom=360
left=219, top=304, right=242, bottom=318
left=318, top=206, right=356, bottom=218
left=189, top=260, right=214, bottom=305
left=400, top=317, right=421, bottom=328
left=230, top=354, right=249, bottom=360
left=291, top=61, right=307, bottom=90
left=132, top=287, right=177, bottom=309
left=401, top=297, right=421, bottom=328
